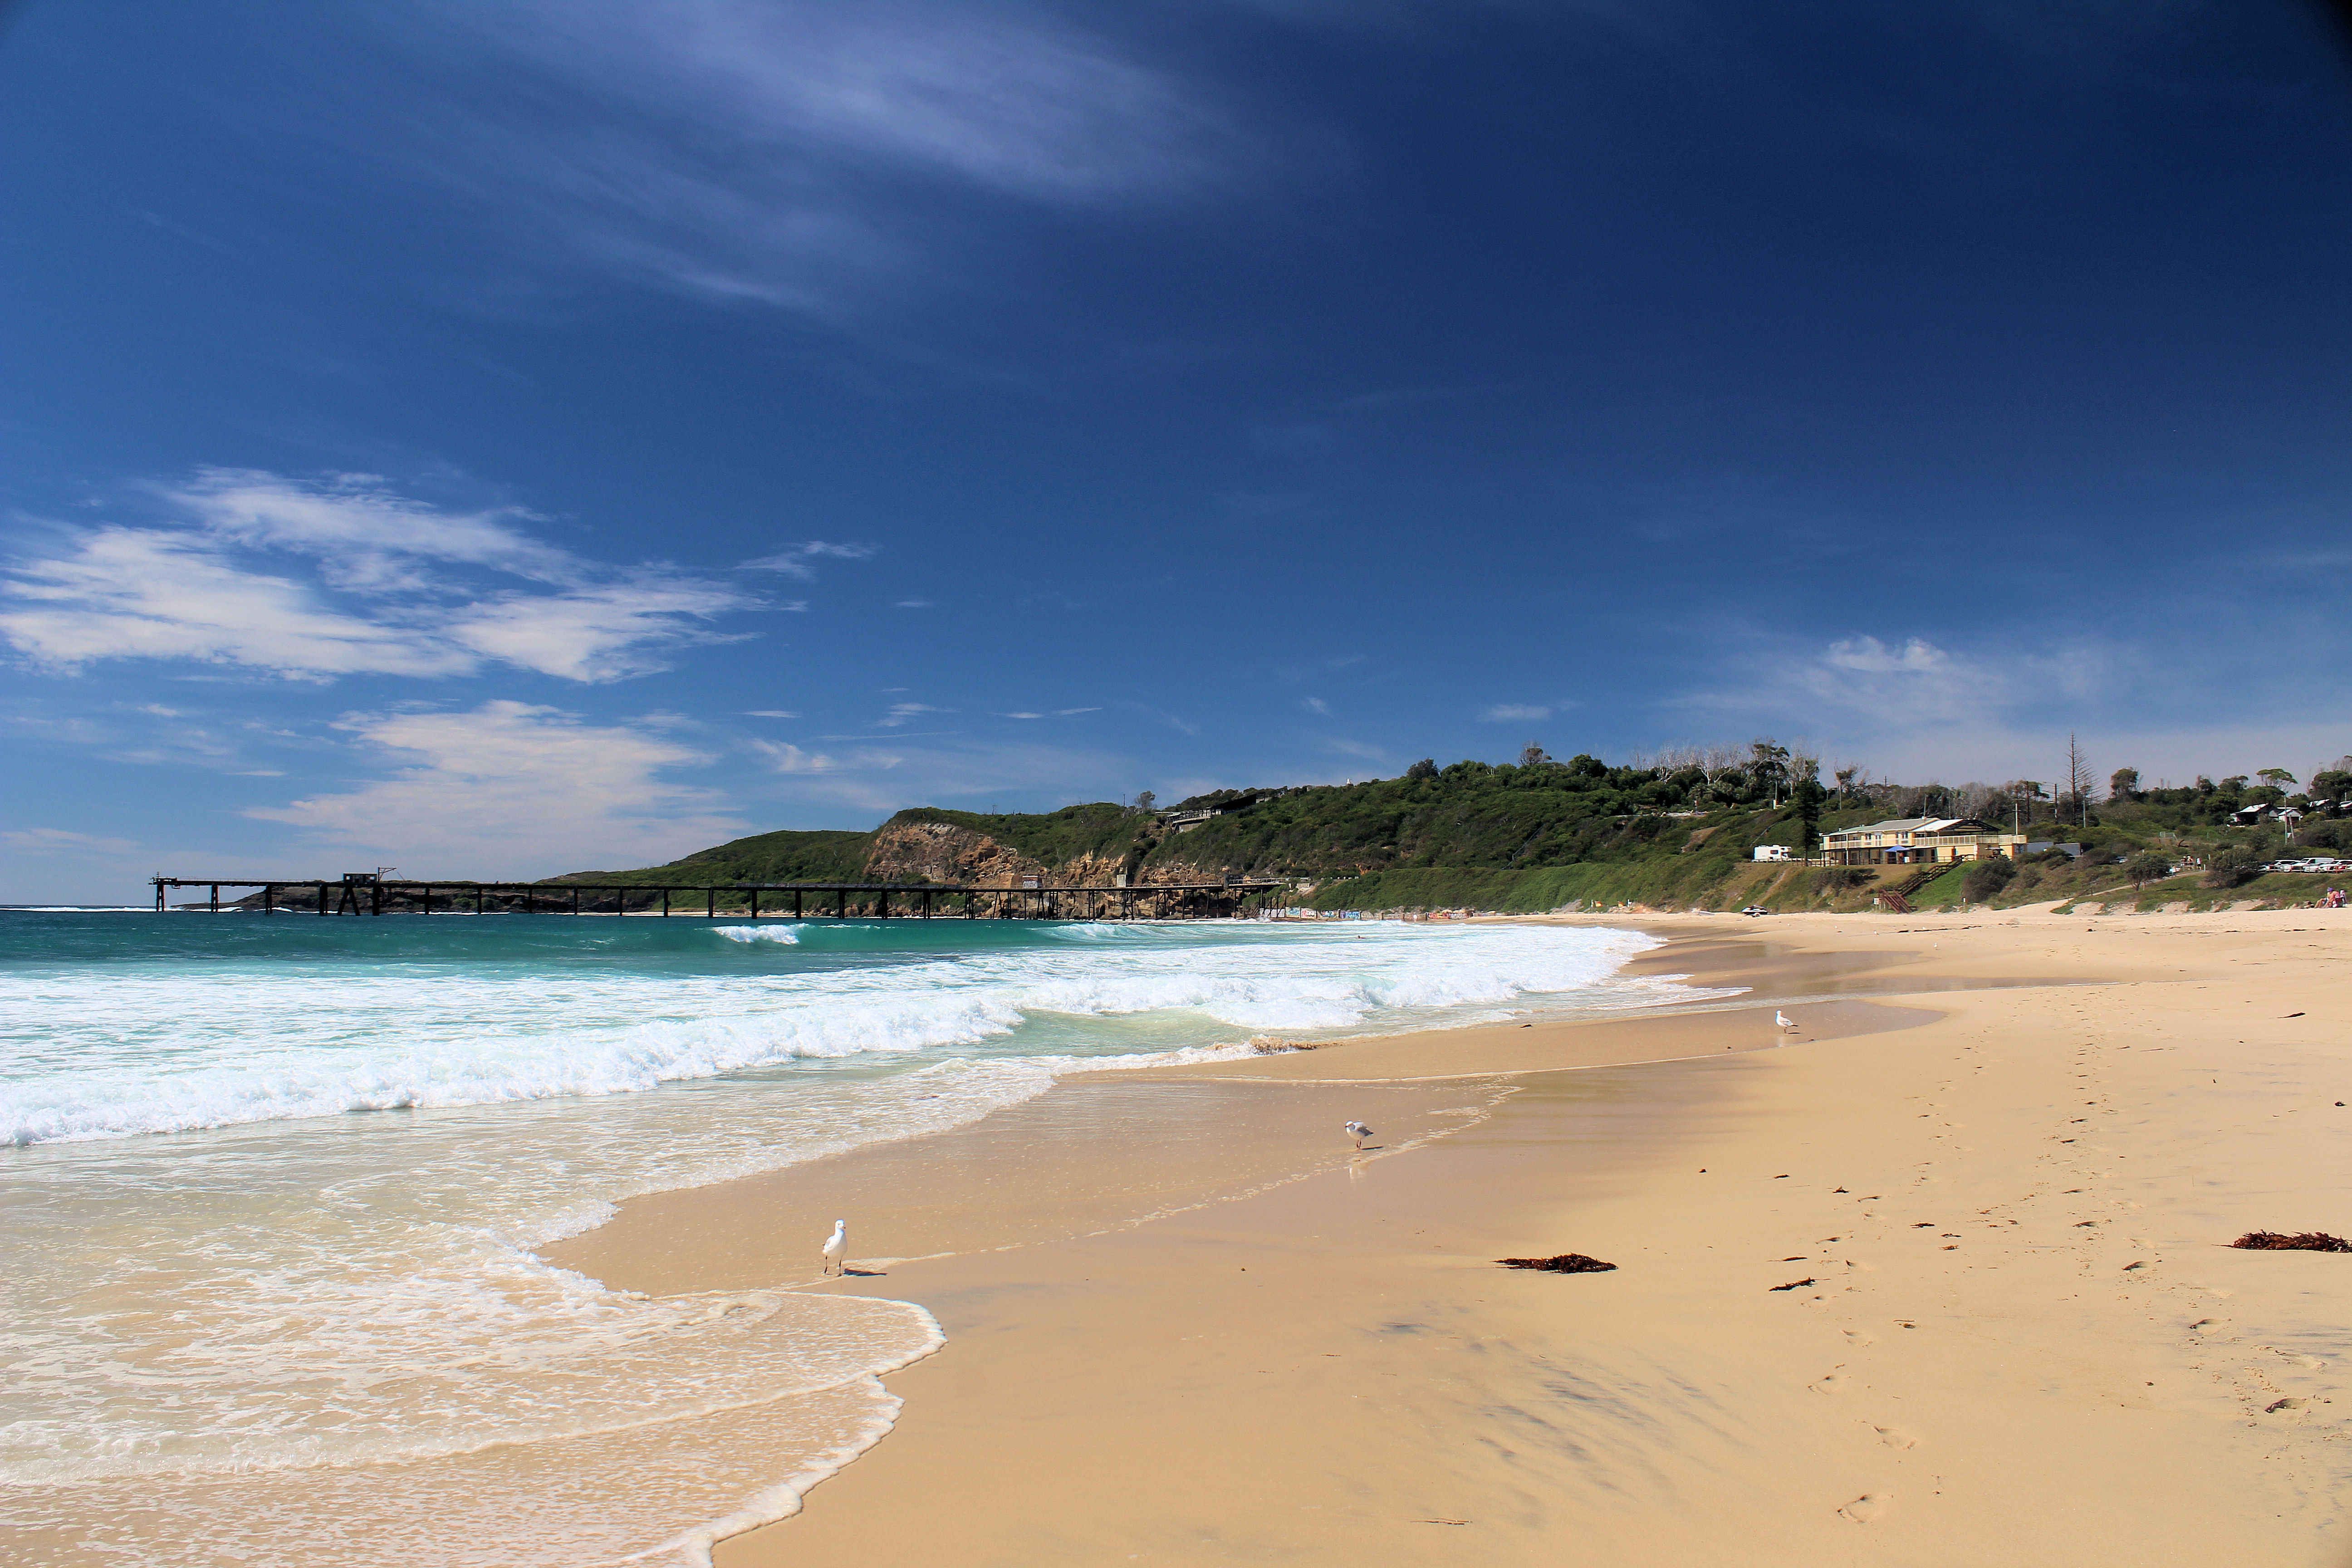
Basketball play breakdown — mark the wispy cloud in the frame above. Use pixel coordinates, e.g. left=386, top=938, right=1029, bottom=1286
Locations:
left=246, top=700, right=744, bottom=873
left=1, top=827, right=138, bottom=854
left=1301, top=696, right=1332, bottom=716
left=753, top=737, right=912, bottom=774
left=875, top=701, right=951, bottom=727
left=1480, top=702, right=1552, bottom=722
left=356, top=0, right=1286, bottom=314
left=893, top=598, right=935, bottom=609
left=1, top=470, right=764, bottom=683
left=743, top=709, right=801, bottom=718
left=1324, top=737, right=1386, bottom=761
left=741, top=541, right=877, bottom=578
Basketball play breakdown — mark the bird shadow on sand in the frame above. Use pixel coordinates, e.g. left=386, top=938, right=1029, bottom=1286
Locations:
left=839, top=1266, right=888, bottom=1277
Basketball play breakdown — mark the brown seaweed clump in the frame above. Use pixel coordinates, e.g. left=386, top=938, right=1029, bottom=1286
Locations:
left=2230, top=1231, right=2352, bottom=1252
left=1497, top=1254, right=1617, bottom=1273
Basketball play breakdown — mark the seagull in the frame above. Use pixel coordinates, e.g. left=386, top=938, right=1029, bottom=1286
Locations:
left=1775, top=1011, right=1796, bottom=1031
left=820, top=1219, right=847, bottom=1277
left=1345, top=1120, right=1373, bottom=1150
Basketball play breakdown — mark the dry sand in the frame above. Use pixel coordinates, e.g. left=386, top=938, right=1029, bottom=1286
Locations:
left=546, top=907, right=2352, bottom=1565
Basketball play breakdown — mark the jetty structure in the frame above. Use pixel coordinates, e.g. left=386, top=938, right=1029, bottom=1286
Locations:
left=150, top=872, right=1287, bottom=921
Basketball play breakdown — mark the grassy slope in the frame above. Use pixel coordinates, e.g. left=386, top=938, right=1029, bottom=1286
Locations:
left=547, top=828, right=873, bottom=886
left=546, top=769, right=2350, bottom=915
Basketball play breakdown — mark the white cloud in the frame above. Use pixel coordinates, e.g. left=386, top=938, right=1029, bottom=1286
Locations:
left=1325, top=737, right=1385, bottom=761
left=752, top=740, right=840, bottom=773
left=741, top=541, right=877, bottom=578
left=893, top=598, right=934, bottom=609
left=1, top=471, right=761, bottom=684
left=875, top=701, right=951, bottom=727
left=754, top=739, right=907, bottom=776
left=1301, top=696, right=1332, bottom=716
left=442, top=579, right=750, bottom=681
left=1, top=827, right=137, bottom=854
left=1480, top=702, right=1551, bottom=722
left=247, top=701, right=744, bottom=874
left=743, top=709, right=801, bottom=718
left=1659, top=630, right=2341, bottom=786
left=1823, top=634, right=1948, bottom=676
left=162, top=468, right=578, bottom=588
left=1054, top=706, right=1101, bottom=716
left=0, top=527, right=471, bottom=680
left=999, top=711, right=1045, bottom=720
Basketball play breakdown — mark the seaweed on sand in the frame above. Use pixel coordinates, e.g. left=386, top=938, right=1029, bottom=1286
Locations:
left=1497, top=1254, right=1617, bottom=1273
left=2230, top=1231, right=2352, bottom=1252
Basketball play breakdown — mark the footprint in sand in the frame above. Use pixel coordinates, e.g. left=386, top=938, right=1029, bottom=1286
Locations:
left=1839, top=1493, right=1894, bottom=1524
left=1811, top=1372, right=1852, bottom=1394
left=1844, top=1330, right=1877, bottom=1347
left=1872, top=1425, right=1919, bottom=1450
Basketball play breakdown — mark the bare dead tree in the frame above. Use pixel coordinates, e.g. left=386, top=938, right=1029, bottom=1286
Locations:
left=2064, top=733, right=2093, bottom=828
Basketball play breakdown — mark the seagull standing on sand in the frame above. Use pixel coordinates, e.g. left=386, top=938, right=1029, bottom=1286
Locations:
left=1775, top=1010, right=1796, bottom=1032
left=1345, top=1120, right=1373, bottom=1150
left=821, top=1219, right=847, bottom=1277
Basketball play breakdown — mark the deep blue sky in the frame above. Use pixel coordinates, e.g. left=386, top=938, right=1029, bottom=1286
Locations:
left=5, top=0, right=2351, bottom=897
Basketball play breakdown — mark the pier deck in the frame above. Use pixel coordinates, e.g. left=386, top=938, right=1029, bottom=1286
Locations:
left=150, top=875, right=1287, bottom=920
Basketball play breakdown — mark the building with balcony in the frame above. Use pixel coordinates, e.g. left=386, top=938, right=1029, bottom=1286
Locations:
left=1823, top=817, right=2027, bottom=866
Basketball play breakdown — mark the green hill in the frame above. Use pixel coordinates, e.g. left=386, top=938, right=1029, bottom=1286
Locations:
left=548, top=748, right=2352, bottom=915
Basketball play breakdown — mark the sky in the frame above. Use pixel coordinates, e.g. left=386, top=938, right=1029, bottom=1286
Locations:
left=5, top=0, right=2352, bottom=900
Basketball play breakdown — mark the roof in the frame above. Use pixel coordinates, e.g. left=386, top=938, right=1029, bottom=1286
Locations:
left=1825, top=816, right=1995, bottom=839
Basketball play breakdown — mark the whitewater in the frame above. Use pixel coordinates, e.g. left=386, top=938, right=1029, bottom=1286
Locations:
left=0, top=910, right=1726, bottom=1565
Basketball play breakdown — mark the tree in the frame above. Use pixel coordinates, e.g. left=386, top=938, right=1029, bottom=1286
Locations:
left=2063, top=733, right=2094, bottom=827
left=2123, top=852, right=2172, bottom=889
left=2107, top=767, right=2140, bottom=803
left=1793, top=777, right=1828, bottom=858
left=1132, top=790, right=1156, bottom=814
left=1749, top=738, right=1791, bottom=804
left=1993, top=779, right=2047, bottom=833
left=1833, top=765, right=1864, bottom=804
left=1518, top=744, right=1550, bottom=768
left=2257, top=767, right=2298, bottom=793
left=1405, top=758, right=1438, bottom=781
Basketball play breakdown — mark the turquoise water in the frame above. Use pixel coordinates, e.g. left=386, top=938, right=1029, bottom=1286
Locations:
left=0, top=911, right=1704, bottom=1564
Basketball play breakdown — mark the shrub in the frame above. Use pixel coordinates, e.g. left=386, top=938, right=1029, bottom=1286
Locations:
left=2123, top=853, right=2173, bottom=888
left=1814, top=866, right=1872, bottom=891
left=1961, top=858, right=2016, bottom=902
left=2204, top=846, right=2264, bottom=889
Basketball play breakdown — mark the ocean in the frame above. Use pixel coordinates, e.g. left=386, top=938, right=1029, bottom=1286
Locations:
left=0, top=910, right=1712, bottom=1564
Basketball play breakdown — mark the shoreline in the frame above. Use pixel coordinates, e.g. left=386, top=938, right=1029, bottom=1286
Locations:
left=541, top=905, right=2352, bottom=1563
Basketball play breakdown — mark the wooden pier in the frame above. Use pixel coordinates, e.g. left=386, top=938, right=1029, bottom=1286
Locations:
left=150, top=873, right=1287, bottom=921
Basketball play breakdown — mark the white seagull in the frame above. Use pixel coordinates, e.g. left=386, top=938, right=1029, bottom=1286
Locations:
left=1345, top=1120, right=1373, bottom=1150
left=820, top=1219, right=847, bottom=1277
left=1775, top=1010, right=1796, bottom=1032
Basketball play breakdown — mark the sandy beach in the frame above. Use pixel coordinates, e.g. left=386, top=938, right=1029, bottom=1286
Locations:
left=544, top=907, right=2352, bottom=1565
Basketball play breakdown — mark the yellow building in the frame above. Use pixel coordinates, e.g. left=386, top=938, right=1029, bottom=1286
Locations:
left=1823, top=816, right=2028, bottom=866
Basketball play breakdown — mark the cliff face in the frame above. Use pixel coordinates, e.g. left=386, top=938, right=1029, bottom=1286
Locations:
left=857, top=819, right=1249, bottom=889
left=861, top=820, right=1047, bottom=887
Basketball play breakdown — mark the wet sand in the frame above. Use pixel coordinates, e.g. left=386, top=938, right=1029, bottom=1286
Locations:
left=545, top=907, right=2352, bottom=1565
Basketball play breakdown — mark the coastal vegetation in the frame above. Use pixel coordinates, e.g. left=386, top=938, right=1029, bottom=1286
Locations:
left=555, top=742, right=2352, bottom=916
